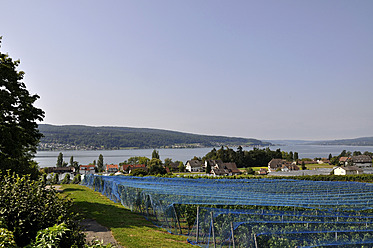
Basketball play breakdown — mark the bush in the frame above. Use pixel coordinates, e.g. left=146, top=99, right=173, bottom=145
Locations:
left=61, top=174, right=71, bottom=184
left=0, top=218, right=17, bottom=248
left=130, top=168, right=148, bottom=176
left=51, top=173, right=59, bottom=184
left=0, top=171, right=85, bottom=247
left=72, top=174, right=81, bottom=184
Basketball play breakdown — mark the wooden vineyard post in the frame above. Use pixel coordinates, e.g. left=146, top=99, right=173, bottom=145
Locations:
left=230, top=221, right=235, bottom=248
left=196, top=206, right=199, bottom=243
left=211, top=211, right=216, bottom=248
left=172, top=204, right=182, bottom=235
left=253, top=233, right=258, bottom=248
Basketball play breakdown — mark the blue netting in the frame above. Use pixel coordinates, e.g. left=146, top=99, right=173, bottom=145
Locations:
left=82, top=175, right=373, bottom=247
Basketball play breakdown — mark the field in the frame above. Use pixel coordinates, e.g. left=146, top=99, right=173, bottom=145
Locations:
left=61, top=184, right=190, bottom=248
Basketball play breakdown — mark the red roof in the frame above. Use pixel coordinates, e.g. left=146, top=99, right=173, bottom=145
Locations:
left=80, top=165, right=95, bottom=169
left=106, top=164, right=118, bottom=169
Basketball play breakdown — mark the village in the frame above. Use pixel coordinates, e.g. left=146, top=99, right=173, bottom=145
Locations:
left=42, top=154, right=373, bottom=183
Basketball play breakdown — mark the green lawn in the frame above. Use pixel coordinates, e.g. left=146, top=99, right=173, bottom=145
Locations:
left=61, top=184, right=191, bottom=248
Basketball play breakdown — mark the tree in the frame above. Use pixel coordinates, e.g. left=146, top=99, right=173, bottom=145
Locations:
left=206, top=162, right=211, bottom=174
left=328, top=153, right=333, bottom=160
left=294, top=152, right=299, bottom=161
left=152, top=149, right=160, bottom=159
left=0, top=37, right=44, bottom=178
left=51, top=173, right=59, bottom=184
left=178, top=161, right=185, bottom=172
left=97, top=154, right=104, bottom=172
left=353, top=151, right=362, bottom=156
left=289, top=151, right=294, bottom=161
left=301, top=161, right=307, bottom=170
left=164, top=158, right=172, bottom=167
left=56, top=152, right=63, bottom=166
left=148, top=158, right=166, bottom=175
left=69, top=156, right=74, bottom=166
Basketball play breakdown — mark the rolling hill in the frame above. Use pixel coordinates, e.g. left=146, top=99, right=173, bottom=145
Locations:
left=309, top=137, right=373, bottom=146
left=38, top=124, right=270, bottom=150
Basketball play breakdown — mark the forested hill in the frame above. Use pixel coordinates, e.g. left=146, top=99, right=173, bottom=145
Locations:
left=309, top=137, right=373, bottom=146
left=38, top=124, right=270, bottom=150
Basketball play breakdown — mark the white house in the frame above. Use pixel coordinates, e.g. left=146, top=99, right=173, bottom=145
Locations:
left=185, top=160, right=203, bottom=172
left=333, top=166, right=363, bottom=175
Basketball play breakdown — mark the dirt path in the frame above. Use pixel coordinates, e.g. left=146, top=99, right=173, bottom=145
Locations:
left=81, top=219, right=124, bottom=248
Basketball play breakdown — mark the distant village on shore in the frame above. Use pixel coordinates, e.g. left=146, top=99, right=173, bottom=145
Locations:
left=41, top=152, right=373, bottom=183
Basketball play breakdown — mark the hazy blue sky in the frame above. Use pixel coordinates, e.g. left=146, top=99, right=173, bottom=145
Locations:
left=2, top=1, right=373, bottom=140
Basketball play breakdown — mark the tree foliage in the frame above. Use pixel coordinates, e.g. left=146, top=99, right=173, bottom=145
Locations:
left=0, top=37, right=44, bottom=178
left=203, top=146, right=283, bottom=167
left=151, top=149, right=160, bottom=159
left=97, top=154, right=104, bottom=172
left=0, top=172, right=84, bottom=247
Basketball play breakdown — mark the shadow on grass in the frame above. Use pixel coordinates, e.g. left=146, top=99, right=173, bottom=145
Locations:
left=63, top=187, right=85, bottom=193
left=72, top=198, right=154, bottom=230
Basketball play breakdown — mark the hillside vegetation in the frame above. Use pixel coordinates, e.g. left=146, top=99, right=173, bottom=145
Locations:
left=38, top=124, right=269, bottom=150
left=310, top=136, right=373, bottom=146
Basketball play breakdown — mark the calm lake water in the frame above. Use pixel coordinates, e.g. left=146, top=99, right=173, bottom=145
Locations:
left=35, top=145, right=373, bottom=168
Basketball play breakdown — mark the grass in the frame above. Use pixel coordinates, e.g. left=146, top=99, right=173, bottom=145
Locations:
left=61, top=184, right=191, bottom=248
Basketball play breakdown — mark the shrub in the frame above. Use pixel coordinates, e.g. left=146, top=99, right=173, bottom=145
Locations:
left=0, top=218, right=17, bottom=248
left=61, top=173, right=71, bottom=184
left=72, top=174, right=81, bottom=184
left=0, top=171, right=85, bottom=247
left=51, top=173, right=59, bottom=184
left=130, top=168, right=148, bottom=176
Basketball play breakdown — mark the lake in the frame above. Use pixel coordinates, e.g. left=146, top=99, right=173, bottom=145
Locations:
left=35, top=145, right=373, bottom=167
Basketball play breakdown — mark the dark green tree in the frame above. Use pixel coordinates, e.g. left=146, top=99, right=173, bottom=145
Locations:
left=97, top=154, right=104, bottom=172
left=353, top=151, right=362, bottom=156
left=178, top=161, right=185, bottom=172
left=0, top=37, right=44, bottom=178
left=69, top=156, right=74, bottom=166
left=301, top=161, right=307, bottom=170
left=289, top=151, right=294, bottom=161
left=206, top=162, right=211, bottom=174
left=152, top=149, right=160, bottom=159
left=328, top=153, right=333, bottom=160
left=148, top=158, right=166, bottom=175
left=294, top=152, right=299, bottom=161
left=56, top=152, right=63, bottom=166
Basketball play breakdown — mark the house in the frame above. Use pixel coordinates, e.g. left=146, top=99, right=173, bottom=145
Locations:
left=121, top=164, right=146, bottom=172
left=211, top=168, right=227, bottom=176
left=79, top=165, right=96, bottom=175
left=127, top=164, right=146, bottom=174
left=339, top=157, right=349, bottom=166
left=205, top=160, right=241, bottom=176
left=268, top=159, right=286, bottom=172
left=281, top=164, right=299, bottom=172
left=168, top=162, right=181, bottom=172
left=317, top=158, right=330, bottom=164
left=106, top=164, right=119, bottom=173
left=351, top=155, right=372, bottom=168
left=259, top=168, right=268, bottom=175
left=218, top=162, right=242, bottom=175
left=185, top=160, right=203, bottom=172
left=334, top=166, right=363, bottom=175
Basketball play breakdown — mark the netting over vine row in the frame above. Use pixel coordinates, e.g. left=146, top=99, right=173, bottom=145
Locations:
left=81, top=175, right=373, bottom=247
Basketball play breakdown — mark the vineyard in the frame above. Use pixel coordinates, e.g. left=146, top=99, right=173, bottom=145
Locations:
left=82, top=175, right=373, bottom=247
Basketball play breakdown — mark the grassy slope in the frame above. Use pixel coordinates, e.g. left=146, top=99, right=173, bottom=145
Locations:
left=61, top=184, right=191, bottom=248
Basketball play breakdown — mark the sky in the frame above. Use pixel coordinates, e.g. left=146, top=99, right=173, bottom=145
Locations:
left=2, top=0, right=373, bottom=140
